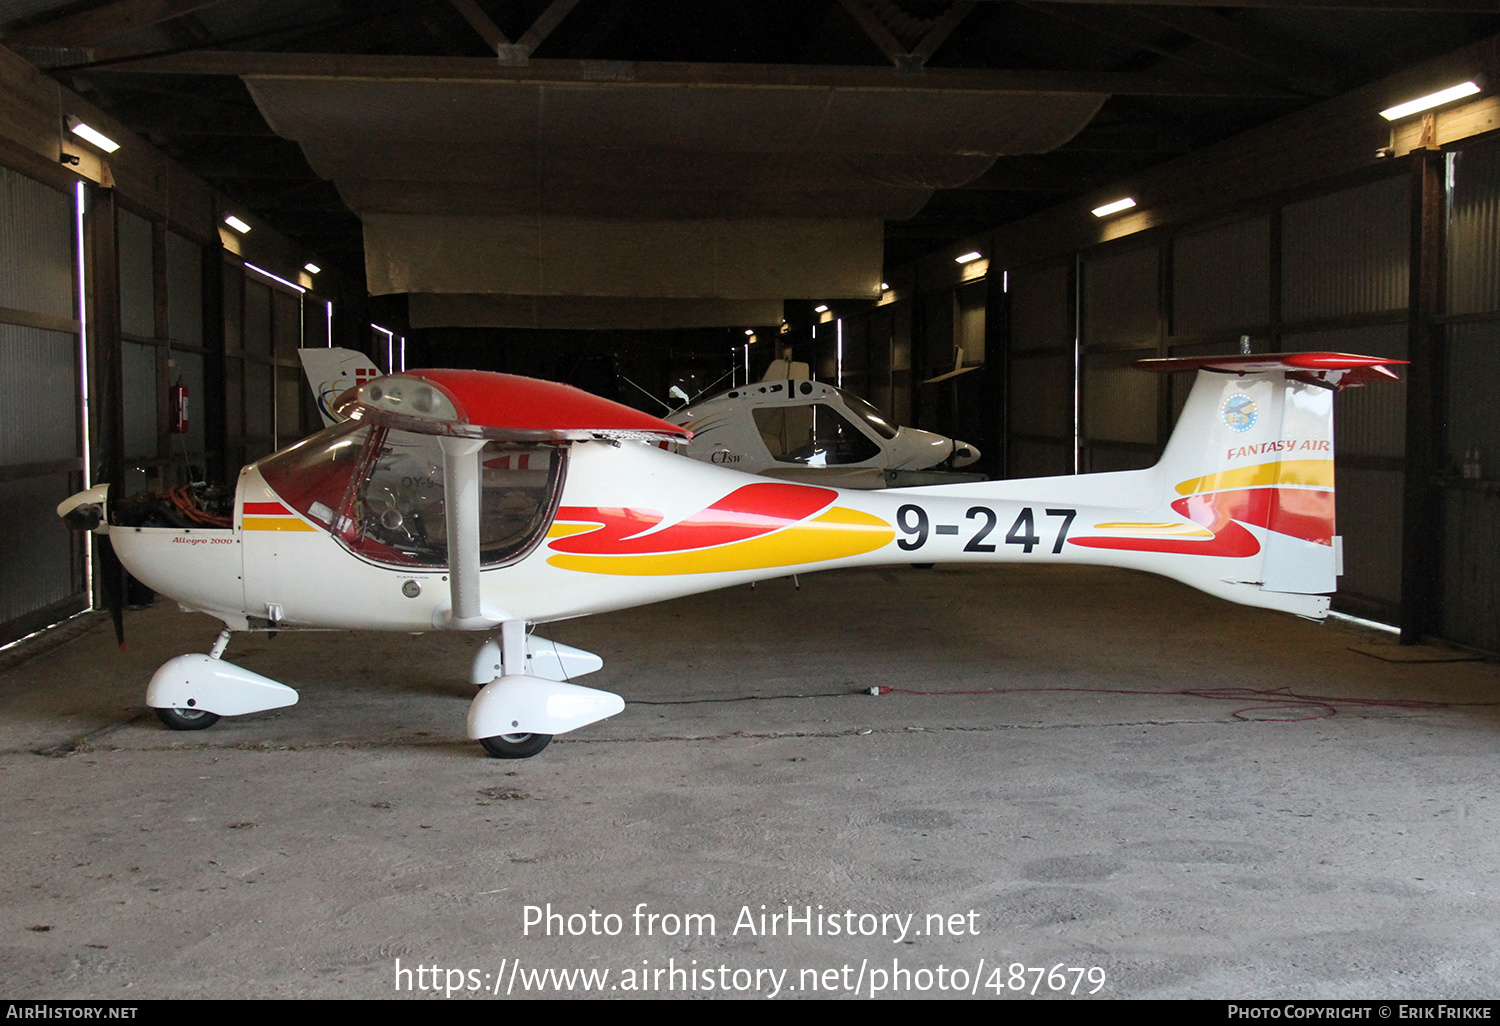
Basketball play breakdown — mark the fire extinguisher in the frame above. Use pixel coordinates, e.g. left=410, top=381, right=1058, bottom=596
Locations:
left=170, top=377, right=189, bottom=435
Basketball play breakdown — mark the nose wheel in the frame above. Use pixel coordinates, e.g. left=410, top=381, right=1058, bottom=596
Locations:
left=478, top=732, right=552, bottom=759
left=155, top=706, right=221, bottom=731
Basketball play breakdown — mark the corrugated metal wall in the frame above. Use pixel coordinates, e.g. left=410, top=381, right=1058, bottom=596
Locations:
left=242, top=277, right=274, bottom=461
left=1007, top=262, right=1074, bottom=477
left=1447, top=144, right=1500, bottom=317
left=1081, top=351, right=1158, bottom=472
left=993, top=171, right=1415, bottom=624
left=273, top=286, right=303, bottom=445
left=117, top=211, right=218, bottom=487
left=917, top=289, right=955, bottom=432
left=164, top=230, right=207, bottom=466
left=1172, top=215, right=1270, bottom=337
left=0, top=166, right=85, bottom=644
left=1278, top=178, right=1409, bottom=620
left=1282, top=176, right=1409, bottom=322
left=0, top=169, right=73, bottom=318
left=222, top=265, right=311, bottom=468
left=1437, top=133, right=1500, bottom=652
left=1441, top=318, right=1500, bottom=651
left=117, top=207, right=157, bottom=493
left=1081, top=245, right=1160, bottom=472
left=1082, top=245, right=1157, bottom=346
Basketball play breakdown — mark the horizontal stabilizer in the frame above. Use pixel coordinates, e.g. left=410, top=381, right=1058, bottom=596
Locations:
left=1135, top=352, right=1405, bottom=388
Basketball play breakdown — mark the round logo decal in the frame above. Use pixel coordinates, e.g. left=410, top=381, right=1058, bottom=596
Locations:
left=1220, top=392, right=1258, bottom=433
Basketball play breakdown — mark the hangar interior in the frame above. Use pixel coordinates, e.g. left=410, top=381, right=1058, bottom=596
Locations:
left=4, top=1, right=1500, bottom=999
left=2, top=0, right=1499, bottom=654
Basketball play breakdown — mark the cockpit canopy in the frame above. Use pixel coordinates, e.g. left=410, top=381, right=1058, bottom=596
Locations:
left=336, top=368, right=691, bottom=443
left=258, top=420, right=566, bottom=569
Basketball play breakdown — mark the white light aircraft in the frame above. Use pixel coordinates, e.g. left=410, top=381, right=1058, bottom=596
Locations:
left=664, top=357, right=980, bottom=488
left=58, top=352, right=1399, bottom=758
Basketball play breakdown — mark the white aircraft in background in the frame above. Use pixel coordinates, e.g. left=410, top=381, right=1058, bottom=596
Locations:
left=665, top=356, right=981, bottom=489
left=59, top=352, right=1399, bottom=758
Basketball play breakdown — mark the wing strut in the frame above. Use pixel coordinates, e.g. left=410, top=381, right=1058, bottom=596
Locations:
left=440, top=436, right=499, bottom=630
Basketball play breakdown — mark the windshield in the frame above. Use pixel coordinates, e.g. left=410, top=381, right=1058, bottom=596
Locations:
left=751, top=403, right=881, bottom=466
left=838, top=388, right=899, bottom=440
left=258, top=422, right=568, bottom=568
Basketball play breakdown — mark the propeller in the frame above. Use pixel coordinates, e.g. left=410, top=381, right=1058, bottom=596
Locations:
left=56, top=488, right=126, bottom=650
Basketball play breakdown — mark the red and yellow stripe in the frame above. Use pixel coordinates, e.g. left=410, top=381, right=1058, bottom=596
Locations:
left=242, top=500, right=317, bottom=532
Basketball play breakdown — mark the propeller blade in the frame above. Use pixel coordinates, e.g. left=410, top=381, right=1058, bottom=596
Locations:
left=97, top=534, right=126, bottom=651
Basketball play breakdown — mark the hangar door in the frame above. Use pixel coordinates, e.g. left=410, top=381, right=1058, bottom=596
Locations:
left=0, top=167, right=86, bottom=645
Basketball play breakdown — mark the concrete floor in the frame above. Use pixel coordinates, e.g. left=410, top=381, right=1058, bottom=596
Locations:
left=2, top=563, right=1498, bottom=1000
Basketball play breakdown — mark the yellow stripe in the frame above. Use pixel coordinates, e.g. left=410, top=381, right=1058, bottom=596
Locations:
left=243, top=516, right=318, bottom=532
left=546, top=522, right=598, bottom=539
left=547, top=506, right=893, bottom=576
left=1176, top=459, right=1334, bottom=496
left=1093, top=521, right=1214, bottom=538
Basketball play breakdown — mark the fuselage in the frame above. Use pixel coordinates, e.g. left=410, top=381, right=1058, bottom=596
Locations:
left=106, top=427, right=1325, bottom=634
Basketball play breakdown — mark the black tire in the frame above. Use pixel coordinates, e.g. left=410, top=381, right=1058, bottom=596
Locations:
left=155, top=706, right=221, bottom=731
left=478, top=732, right=552, bottom=759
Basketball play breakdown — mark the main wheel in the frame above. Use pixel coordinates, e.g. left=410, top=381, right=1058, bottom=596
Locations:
left=155, top=707, right=221, bottom=731
left=478, top=732, right=552, bottom=759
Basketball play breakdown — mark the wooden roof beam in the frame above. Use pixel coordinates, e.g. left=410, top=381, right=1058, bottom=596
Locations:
left=1129, top=5, right=1354, bottom=93
left=6, top=0, right=232, bottom=47
left=515, top=0, right=584, bottom=59
left=450, top=0, right=512, bottom=54
left=838, top=0, right=977, bottom=70
left=450, top=0, right=584, bottom=63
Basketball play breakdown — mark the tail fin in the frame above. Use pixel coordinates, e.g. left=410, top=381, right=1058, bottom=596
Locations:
left=1115, top=353, right=1401, bottom=615
left=900, top=353, right=1401, bottom=619
left=297, top=347, right=382, bottom=428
